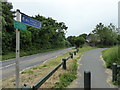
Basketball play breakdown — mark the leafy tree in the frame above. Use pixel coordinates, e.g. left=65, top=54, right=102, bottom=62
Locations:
left=2, top=1, right=69, bottom=55
left=2, top=1, right=15, bottom=32
left=67, top=36, right=76, bottom=46
left=92, top=23, right=118, bottom=46
left=74, top=36, right=85, bottom=48
left=79, top=33, right=87, bottom=40
left=2, top=1, right=15, bottom=54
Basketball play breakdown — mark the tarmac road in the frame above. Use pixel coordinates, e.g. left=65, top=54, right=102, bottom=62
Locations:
left=0, top=48, right=72, bottom=80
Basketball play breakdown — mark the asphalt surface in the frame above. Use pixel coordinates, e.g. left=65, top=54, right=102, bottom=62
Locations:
left=76, top=48, right=111, bottom=88
left=0, top=48, right=72, bottom=80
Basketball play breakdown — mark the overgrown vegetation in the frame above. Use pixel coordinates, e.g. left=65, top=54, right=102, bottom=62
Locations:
left=102, top=46, right=120, bottom=68
left=102, top=46, right=120, bottom=85
left=54, top=59, right=78, bottom=88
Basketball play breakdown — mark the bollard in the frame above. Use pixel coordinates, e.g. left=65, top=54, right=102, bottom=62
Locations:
left=71, top=53, right=73, bottom=59
left=117, top=65, right=120, bottom=73
left=112, top=63, right=117, bottom=82
left=77, top=49, right=79, bottom=53
left=69, top=52, right=73, bottom=59
left=62, top=58, right=67, bottom=70
left=74, top=51, right=76, bottom=55
left=84, top=71, right=91, bottom=90
left=69, top=52, right=72, bottom=55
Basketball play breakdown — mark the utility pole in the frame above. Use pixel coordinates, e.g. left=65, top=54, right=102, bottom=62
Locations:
left=16, top=9, right=20, bottom=88
left=118, top=1, right=120, bottom=31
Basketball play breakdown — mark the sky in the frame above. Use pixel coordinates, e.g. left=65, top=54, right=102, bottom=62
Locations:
left=8, top=0, right=120, bottom=37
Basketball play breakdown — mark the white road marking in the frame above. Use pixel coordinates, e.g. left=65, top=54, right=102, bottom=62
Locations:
left=0, top=63, right=15, bottom=70
left=0, top=49, right=70, bottom=71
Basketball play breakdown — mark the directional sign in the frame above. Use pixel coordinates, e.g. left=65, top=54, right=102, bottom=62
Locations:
left=21, top=14, right=42, bottom=29
left=14, top=20, right=27, bottom=31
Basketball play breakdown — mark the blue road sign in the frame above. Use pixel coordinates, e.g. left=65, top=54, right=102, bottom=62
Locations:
left=21, top=14, right=42, bottom=29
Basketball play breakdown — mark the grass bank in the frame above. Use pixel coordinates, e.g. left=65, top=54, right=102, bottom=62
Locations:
left=1, top=47, right=69, bottom=61
left=102, top=46, right=120, bottom=85
left=102, top=46, right=120, bottom=68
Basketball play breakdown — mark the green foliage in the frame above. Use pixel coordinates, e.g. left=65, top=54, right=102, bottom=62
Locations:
left=67, top=34, right=86, bottom=47
left=91, top=23, right=118, bottom=46
left=2, top=1, right=69, bottom=57
left=54, top=73, right=76, bottom=88
left=74, top=36, right=85, bottom=48
left=102, top=46, right=120, bottom=85
left=2, top=1, right=15, bottom=32
left=67, top=36, right=76, bottom=46
left=102, top=46, right=120, bottom=68
left=54, top=57, right=78, bottom=88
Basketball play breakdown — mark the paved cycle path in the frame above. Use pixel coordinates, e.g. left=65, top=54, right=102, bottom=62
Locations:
left=76, top=48, right=111, bottom=88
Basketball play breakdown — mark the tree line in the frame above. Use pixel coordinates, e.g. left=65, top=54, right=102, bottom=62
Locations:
left=2, top=1, right=69, bottom=55
left=67, top=23, right=120, bottom=47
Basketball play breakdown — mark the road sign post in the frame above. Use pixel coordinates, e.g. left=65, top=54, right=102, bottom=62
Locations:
left=16, top=9, right=20, bottom=88
left=14, top=9, right=42, bottom=88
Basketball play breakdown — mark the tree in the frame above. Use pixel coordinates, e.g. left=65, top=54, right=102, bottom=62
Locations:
left=67, top=36, right=76, bottom=46
left=74, top=36, right=85, bottom=48
left=92, top=23, right=118, bottom=46
left=79, top=33, right=87, bottom=40
left=2, top=1, right=15, bottom=32
left=2, top=1, right=69, bottom=55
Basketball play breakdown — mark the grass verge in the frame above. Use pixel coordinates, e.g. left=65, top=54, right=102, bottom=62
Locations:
left=102, top=46, right=120, bottom=68
left=102, top=46, right=120, bottom=85
left=2, top=47, right=70, bottom=61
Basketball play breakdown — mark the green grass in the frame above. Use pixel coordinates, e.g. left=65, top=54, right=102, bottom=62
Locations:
left=2, top=47, right=69, bottom=61
left=102, top=46, right=120, bottom=85
left=54, top=59, right=78, bottom=88
left=102, top=46, right=120, bottom=68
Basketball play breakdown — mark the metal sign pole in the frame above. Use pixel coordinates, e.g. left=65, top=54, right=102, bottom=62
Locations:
left=16, top=9, right=20, bottom=88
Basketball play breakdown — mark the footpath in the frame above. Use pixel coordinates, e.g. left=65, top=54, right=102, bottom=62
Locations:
left=69, top=48, right=116, bottom=88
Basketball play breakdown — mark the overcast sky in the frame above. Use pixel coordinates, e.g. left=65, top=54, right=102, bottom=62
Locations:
left=8, top=0, right=119, bottom=37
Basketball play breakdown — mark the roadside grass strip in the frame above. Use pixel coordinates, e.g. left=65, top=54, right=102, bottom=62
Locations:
left=2, top=47, right=69, bottom=61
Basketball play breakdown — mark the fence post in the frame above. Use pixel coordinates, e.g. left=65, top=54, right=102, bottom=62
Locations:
left=77, top=48, right=79, bottom=53
left=74, top=51, right=76, bottom=55
left=69, top=52, right=73, bottom=59
left=84, top=71, right=91, bottom=90
left=112, top=63, right=117, bottom=82
left=62, top=58, right=67, bottom=70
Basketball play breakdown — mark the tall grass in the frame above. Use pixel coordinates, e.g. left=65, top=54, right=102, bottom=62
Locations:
left=102, top=46, right=120, bottom=68
left=102, top=46, right=120, bottom=85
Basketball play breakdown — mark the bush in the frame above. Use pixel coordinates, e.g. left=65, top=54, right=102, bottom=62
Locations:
left=55, top=73, right=76, bottom=88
